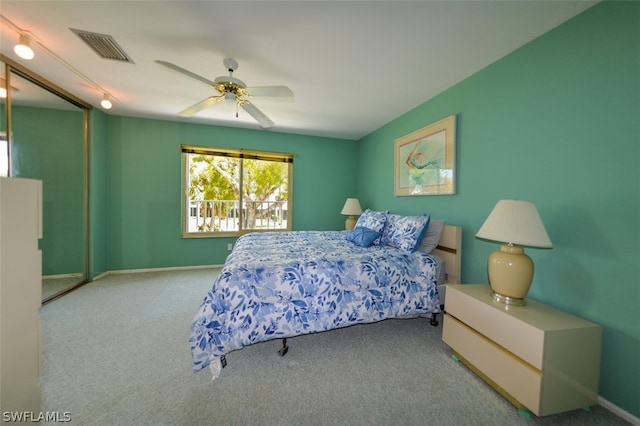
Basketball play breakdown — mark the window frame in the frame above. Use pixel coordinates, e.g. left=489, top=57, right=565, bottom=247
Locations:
left=181, top=145, right=294, bottom=238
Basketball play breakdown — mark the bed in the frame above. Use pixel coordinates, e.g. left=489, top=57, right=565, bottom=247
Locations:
left=190, top=211, right=462, bottom=378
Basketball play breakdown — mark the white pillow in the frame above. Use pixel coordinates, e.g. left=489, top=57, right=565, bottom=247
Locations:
left=417, top=220, right=445, bottom=253
left=380, top=213, right=430, bottom=252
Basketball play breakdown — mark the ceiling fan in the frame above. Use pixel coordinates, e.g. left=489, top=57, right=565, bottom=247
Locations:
left=155, top=58, right=293, bottom=128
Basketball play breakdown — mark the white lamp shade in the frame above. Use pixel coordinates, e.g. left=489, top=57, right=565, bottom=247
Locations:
left=476, top=200, right=552, bottom=248
left=340, top=198, right=363, bottom=216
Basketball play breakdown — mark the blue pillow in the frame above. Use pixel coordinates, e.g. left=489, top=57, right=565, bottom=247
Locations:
left=354, top=209, right=388, bottom=245
left=346, top=226, right=381, bottom=247
left=380, top=213, right=431, bottom=252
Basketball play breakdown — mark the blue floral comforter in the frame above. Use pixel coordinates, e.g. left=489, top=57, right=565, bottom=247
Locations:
left=190, top=231, right=441, bottom=374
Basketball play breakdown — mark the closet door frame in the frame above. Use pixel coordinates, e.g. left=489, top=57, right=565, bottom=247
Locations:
left=2, top=55, right=92, bottom=303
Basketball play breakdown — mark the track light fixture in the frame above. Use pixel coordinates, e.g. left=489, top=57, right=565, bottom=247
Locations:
left=1, top=15, right=118, bottom=110
left=14, top=33, right=35, bottom=60
left=100, top=93, right=113, bottom=110
left=0, top=78, right=19, bottom=99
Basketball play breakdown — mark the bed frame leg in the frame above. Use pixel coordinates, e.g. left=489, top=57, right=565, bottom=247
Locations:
left=278, top=338, right=289, bottom=356
left=430, top=313, right=439, bottom=327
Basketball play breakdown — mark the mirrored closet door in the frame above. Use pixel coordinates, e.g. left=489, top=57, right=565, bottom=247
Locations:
left=1, top=56, right=90, bottom=303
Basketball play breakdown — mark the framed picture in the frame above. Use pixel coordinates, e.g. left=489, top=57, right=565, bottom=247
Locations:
left=394, top=115, right=457, bottom=196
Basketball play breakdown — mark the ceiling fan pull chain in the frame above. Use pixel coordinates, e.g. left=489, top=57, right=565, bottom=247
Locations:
left=236, top=102, right=239, bottom=118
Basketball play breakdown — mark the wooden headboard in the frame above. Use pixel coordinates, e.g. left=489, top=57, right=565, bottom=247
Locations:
left=432, top=224, right=462, bottom=284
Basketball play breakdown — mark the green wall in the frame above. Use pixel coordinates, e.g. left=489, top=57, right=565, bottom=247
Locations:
left=101, top=116, right=357, bottom=271
left=357, top=1, right=639, bottom=418
left=11, top=105, right=85, bottom=276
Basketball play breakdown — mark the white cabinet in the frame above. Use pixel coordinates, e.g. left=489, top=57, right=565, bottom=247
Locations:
left=0, top=177, right=42, bottom=413
left=442, top=284, right=601, bottom=417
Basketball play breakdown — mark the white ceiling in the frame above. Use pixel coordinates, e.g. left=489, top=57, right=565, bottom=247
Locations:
left=0, top=1, right=597, bottom=140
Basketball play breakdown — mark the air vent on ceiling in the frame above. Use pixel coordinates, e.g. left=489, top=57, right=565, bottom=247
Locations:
left=70, top=28, right=134, bottom=63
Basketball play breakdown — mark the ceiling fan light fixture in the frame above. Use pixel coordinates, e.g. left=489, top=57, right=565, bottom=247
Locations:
left=156, top=58, right=292, bottom=128
left=14, top=34, right=35, bottom=60
left=100, top=93, right=113, bottom=110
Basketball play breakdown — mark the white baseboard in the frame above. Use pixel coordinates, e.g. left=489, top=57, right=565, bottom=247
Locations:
left=92, top=264, right=223, bottom=281
left=599, top=396, right=640, bottom=425
left=43, top=272, right=83, bottom=280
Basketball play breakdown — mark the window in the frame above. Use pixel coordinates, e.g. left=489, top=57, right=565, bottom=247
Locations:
left=182, top=145, right=293, bottom=237
left=0, top=135, right=8, bottom=177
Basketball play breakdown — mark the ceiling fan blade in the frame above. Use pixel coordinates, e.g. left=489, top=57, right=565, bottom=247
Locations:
left=155, top=60, right=217, bottom=88
left=178, top=95, right=224, bottom=117
left=245, top=86, right=293, bottom=98
left=240, top=101, right=274, bottom=128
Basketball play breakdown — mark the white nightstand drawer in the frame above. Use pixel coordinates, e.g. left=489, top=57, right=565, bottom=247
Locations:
left=443, top=313, right=543, bottom=414
left=445, top=285, right=545, bottom=369
left=443, top=284, right=601, bottom=416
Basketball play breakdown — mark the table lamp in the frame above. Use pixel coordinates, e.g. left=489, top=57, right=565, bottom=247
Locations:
left=340, top=198, right=362, bottom=230
left=476, top=200, right=553, bottom=306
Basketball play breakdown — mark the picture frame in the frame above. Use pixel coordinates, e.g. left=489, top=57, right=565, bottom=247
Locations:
left=394, top=115, right=457, bottom=196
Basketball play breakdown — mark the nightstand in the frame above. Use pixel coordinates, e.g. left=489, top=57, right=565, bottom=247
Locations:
left=442, top=284, right=602, bottom=417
